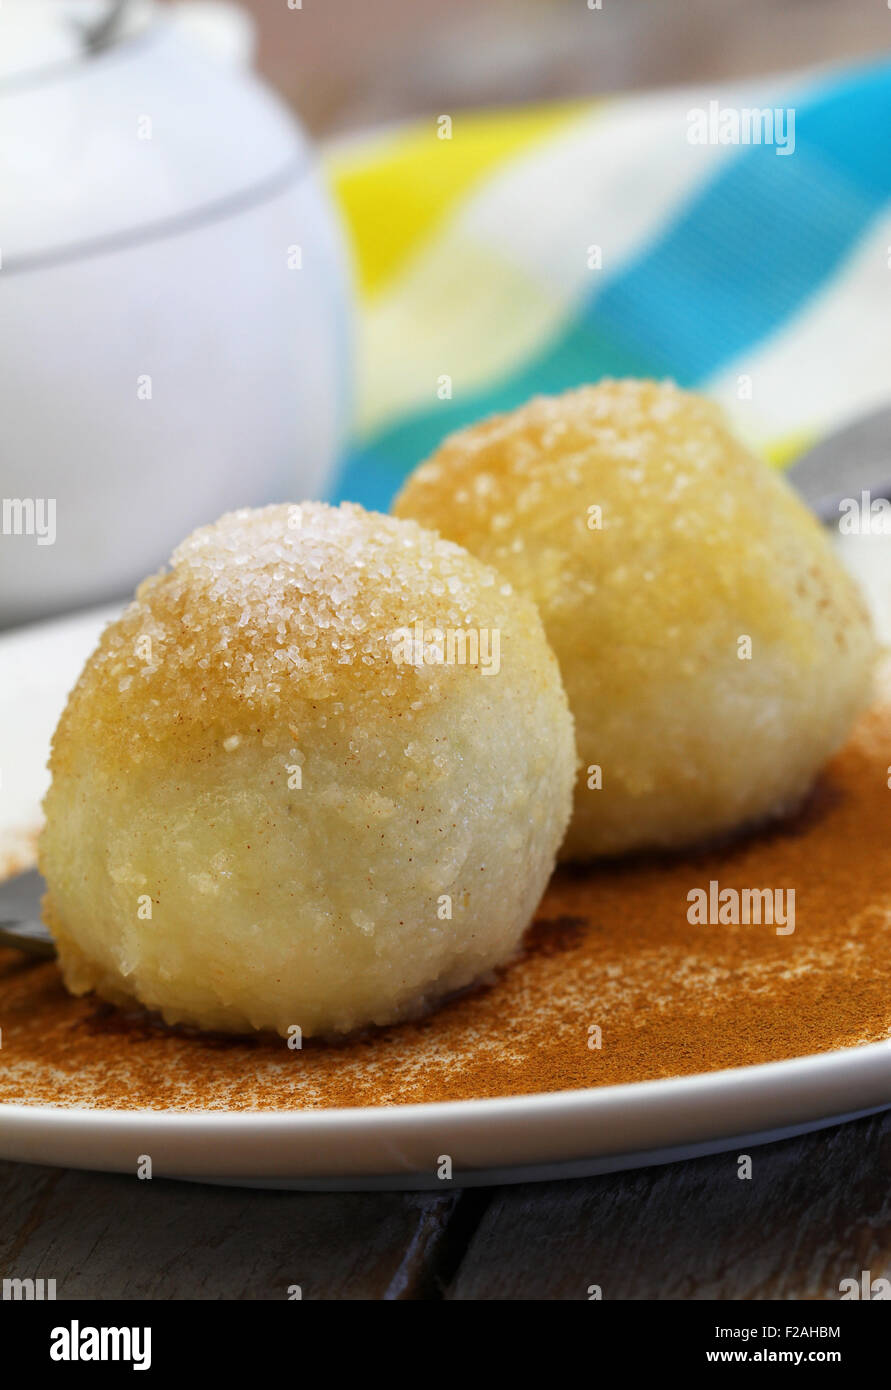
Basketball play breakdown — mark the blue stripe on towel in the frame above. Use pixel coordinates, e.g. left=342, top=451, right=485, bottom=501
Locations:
left=335, top=59, right=891, bottom=511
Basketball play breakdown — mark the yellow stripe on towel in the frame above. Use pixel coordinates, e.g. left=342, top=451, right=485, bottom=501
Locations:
left=327, top=103, right=590, bottom=299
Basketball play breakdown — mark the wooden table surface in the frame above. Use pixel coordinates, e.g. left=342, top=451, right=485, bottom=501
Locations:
left=242, top=0, right=891, bottom=139
left=2, top=1107, right=889, bottom=1299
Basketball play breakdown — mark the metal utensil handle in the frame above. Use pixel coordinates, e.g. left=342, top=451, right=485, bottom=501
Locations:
left=84, top=0, right=133, bottom=53
left=0, top=920, right=56, bottom=960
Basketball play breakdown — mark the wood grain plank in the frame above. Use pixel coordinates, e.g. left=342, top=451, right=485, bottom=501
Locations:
left=245, top=0, right=891, bottom=137
left=5, top=1112, right=890, bottom=1301
left=448, top=1112, right=891, bottom=1300
left=0, top=1161, right=471, bottom=1300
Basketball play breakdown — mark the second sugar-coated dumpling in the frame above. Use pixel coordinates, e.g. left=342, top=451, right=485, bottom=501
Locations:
left=39, top=502, right=575, bottom=1036
left=395, top=379, right=876, bottom=859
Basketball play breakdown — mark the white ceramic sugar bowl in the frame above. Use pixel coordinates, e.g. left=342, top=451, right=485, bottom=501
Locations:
left=0, top=0, right=350, bottom=625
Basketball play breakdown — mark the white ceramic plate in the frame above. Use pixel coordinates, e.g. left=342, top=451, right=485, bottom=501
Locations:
left=1, top=540, right=889, bottom=1190
left=1, top=1045, right=891, bottom=1189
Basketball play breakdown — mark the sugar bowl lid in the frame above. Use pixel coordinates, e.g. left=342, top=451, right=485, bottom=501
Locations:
left=0, top=0, right=307, bottom=269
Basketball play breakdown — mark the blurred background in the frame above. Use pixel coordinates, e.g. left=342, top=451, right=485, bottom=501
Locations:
left=245, top=0, right=891, bottom=134
left=1, top=0, right=890, bottom=629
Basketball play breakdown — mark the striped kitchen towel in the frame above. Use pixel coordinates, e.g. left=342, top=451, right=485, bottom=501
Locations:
left=324, top=57, right=891, bottom=513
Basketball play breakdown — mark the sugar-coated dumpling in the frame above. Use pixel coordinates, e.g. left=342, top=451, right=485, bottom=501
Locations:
left=39, top=502, right=575, bottom=1035
left=394, top=380, right=876, bottom=859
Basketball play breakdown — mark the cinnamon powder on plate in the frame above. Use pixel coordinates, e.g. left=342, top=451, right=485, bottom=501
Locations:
left=0, top=672, right=890, bottom=1113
